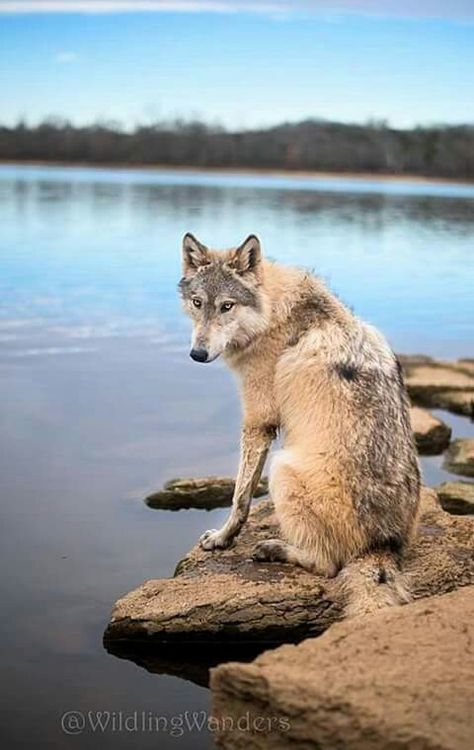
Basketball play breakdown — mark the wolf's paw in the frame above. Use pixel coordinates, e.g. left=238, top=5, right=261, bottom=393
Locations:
left=199, top=528, right=233, bottom=551
left=253, top=539, right=287, bottom=563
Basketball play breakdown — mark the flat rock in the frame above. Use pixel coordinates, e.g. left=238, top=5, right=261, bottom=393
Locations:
left=458, top=358, right=474, bottom=374
left=145, top=476, right=268, bottom=511
left=410, top=406, right=451, bottom=454
left=433, top=389, right=474, bottom=417
left=211, top=587, right=474, bottom=750
left=400, top=355, right=474, bottom=417
left=436, top=481, right=474, bottom=515
left=105, top=487, right=474, bottom=645
left=443, top=439, right=474, bottom=478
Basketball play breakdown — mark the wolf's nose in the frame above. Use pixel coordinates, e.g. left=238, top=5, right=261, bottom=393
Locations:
left=190, top=347, right=209, bottom=363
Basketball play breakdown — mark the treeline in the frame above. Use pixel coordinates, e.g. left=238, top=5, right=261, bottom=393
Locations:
left=1, top=118, right=473, bottom=179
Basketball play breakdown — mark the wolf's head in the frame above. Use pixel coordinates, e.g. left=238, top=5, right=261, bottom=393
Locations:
left=178, top=233, right=268, bottom=363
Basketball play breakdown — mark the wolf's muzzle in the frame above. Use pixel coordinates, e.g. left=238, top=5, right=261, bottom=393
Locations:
left=190, top=347, right=209, bottom=363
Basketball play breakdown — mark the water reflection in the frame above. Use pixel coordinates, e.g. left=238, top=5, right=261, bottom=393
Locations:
left=104, top=640, right=270, bottom=689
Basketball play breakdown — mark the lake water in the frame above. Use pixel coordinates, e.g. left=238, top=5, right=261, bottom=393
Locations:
left=0, top=164, right=473, bottom=749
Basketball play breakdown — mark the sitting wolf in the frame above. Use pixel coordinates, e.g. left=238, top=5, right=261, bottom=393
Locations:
left=179, top=233, right=420, bottom=615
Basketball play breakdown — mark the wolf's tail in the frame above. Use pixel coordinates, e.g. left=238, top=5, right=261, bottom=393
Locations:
left=339, top=550, right=411, bottom=618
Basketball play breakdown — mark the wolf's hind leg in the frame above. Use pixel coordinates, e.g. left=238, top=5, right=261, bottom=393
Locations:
left=266, top=449, right=358, bottom=577
left=252, top=538, right=333, bottom=575
left=253, top=539, right=338, bottom=577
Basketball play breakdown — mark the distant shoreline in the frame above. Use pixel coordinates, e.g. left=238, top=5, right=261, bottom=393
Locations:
left=1, top=160, right=473, bottom=187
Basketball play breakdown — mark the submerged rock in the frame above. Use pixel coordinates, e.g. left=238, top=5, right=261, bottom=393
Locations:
left=145, top=476, right=269, bottom=510
left=400, top=355, right=474, bottom=417
left=436, top=481, right=474, bottom=515
left=211, top=587, right=474, bottom=750
left=105, top=488, right=474, bottom=645
left=410, top=406, right=451, bottom=455
left=443, top=439, right=474, bottom=478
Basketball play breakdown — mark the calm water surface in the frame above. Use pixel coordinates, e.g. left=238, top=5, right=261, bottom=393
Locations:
left=0, top=164, right=473, bottom=749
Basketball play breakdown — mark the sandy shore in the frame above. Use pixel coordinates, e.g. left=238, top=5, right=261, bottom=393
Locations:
left=1, top=159, right=472, bottom=186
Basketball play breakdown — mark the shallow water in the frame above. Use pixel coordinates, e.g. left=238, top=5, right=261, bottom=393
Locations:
left=0, top=164, right=473, bottom=749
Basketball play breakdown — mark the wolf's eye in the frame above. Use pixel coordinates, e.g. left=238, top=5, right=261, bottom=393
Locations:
left=192, top=299, right=202, bottom=309
left=220, top=302, right=234, bottom=313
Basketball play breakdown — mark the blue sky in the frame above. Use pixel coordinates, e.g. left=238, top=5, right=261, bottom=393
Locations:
left=0, top=1, right=473, bottom=129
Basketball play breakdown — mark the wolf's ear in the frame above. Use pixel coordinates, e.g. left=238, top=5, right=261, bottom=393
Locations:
left=229, top=235, right=262, bottom=276
left=182, top=233, right=211, bottom=277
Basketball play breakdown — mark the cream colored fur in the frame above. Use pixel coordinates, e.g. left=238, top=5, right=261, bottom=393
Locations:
left=179, top=235, right=420, bottom=616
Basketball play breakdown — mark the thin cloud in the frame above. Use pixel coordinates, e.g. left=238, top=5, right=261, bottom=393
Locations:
left=0, top=1, right=270, bottom=12
left=55, top=50, right=78, bottom=62
left=0, top=0, right=473, bottom=21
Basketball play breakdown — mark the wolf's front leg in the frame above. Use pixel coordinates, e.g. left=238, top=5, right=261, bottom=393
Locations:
left=199, top=424, right=275, bottom=550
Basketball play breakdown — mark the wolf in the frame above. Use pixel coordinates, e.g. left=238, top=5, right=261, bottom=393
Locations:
left=179, top=233, right=420, bottom=615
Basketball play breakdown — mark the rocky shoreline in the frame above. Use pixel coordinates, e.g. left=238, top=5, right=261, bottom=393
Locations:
left=105, top=487, right=473, bottom=645
left=105, top=354, right=474, bottom=749
left=211, top=587, right=474, bottom=750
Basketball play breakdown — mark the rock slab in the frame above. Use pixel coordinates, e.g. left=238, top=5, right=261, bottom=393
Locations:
left=211, top=587, right=474, bottom=750
left=436, top=481, right=474, bottom=515
left=105, top=488, right=474, bottom=644
left=409, top=406, right=451, bottom=454
left=145, top=476, right=269, bottom=510
left=443, top=439, right=474, bottom=478
left=400, top=355, right=474, bottom=417
left=443, top=438, right=474, bottom=477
